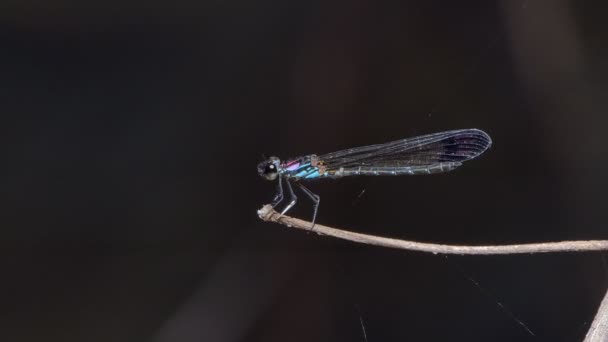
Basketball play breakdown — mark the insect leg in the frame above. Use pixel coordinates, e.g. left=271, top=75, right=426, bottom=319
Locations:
left=298, top=183, right=320, bottom=230
left=280, top=179, right=298, bottom=215
left=271, top=175, right=284, bottom=208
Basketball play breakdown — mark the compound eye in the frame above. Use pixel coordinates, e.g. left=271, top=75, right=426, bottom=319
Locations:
left=263, top=163, right=278, bottom=180
left=265, top=163, right=276, bottom=174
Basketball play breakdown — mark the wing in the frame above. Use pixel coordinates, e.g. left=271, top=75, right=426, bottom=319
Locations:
left=319, top=128, right=491, bottom=170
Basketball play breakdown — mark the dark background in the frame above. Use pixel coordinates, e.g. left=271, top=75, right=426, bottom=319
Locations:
left=2, top=0, right=608, bottom=341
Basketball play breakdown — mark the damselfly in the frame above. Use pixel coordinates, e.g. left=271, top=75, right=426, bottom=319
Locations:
left=258, top=128, right=491, bottom=227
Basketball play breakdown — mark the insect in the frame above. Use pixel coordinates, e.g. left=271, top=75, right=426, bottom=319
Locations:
left=258, top=128, right=492, bottom=227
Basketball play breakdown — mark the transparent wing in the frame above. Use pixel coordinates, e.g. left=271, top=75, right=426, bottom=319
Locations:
left=319, top=128, right=491, bottom=170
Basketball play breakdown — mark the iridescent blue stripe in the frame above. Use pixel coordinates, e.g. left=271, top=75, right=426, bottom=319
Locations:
left=293, top=164, right=312, bottom=178
left=304, top=170, right=320, bottom=179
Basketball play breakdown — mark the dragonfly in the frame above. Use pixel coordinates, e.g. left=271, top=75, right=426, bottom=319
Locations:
left=258, top=128, right=492, bottom=227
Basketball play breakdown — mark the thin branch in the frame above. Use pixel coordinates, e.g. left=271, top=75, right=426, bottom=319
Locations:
left=258, top=204, right=608, bottom=339
left=257, top=204, right=608, bottom=255
left=585, top=289, right=608, bottom=342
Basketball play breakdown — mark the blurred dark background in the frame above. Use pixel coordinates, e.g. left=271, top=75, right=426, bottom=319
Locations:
left=2, top=0, right=608, bottom=341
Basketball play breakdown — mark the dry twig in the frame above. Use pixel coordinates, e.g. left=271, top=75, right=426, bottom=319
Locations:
left=258, top=204, right=608, bottom=255
left=585, top=289, right=608, bottom=342
left=258, top=204, right=608, bottom=341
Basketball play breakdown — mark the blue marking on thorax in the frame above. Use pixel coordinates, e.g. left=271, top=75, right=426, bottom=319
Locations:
left=282, top=162, right=308, bottom=175
left=283, top=163, right=311, bottom=177
left=304, top=170, right=320, bottom=179
left=284, top=161, right=326, bottom=180
left=294, top=165, right=314, bottom=178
